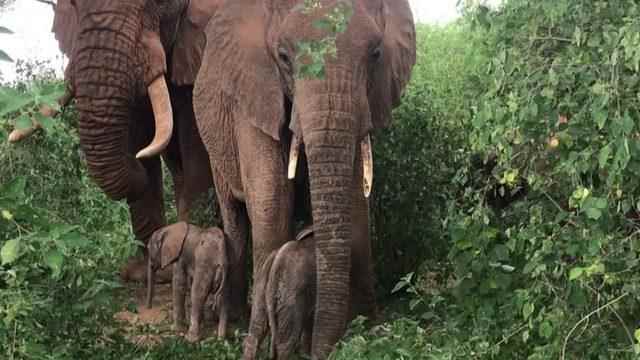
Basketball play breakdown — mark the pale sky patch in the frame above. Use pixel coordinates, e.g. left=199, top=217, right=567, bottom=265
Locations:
left=0, top=0, right=465, bottom=82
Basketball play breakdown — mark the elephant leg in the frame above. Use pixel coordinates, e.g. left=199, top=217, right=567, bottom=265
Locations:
left=275, top=301, right=305, bottom=360
left=349, top=146, right=377, bottom=320
left=236, top=120, right=294, bottom=358
left=213, top=169, right=250, bottom=321
left=173, top=263, right=188, bottom=332
left=217, top=280, right=229, bottom=338
left=187, top=263, right=214, bottom=342
left=168, top=89, right=216, bottom=224
left=301, top=317, right=314, bottom=357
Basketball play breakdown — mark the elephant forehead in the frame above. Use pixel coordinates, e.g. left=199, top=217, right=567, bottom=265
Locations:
left=279, top=0, right=383, bottom=51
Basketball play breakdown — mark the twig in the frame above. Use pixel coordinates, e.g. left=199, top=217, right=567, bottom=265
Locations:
left=495, top=323, right=528, bottom=346
left=531, top=36, right=573, bottom=43
left=609, top=305, right=635, bottom=350
left=32, top=0, right=55, bottom=8
left=560, top=293, right=629, bottom=360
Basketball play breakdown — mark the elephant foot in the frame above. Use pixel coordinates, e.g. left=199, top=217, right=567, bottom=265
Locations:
left=119, top=256, right=172, bottom=283
left=185, top=329, right=201, bottom=343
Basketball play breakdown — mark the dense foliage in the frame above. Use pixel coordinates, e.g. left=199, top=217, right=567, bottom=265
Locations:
left=3, top=0, right=640, bottom=358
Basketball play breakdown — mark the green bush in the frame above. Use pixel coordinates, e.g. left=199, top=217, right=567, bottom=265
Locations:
left=426, top=0, right=640, bottom=358
left=372, top=22, right=489, bottom=292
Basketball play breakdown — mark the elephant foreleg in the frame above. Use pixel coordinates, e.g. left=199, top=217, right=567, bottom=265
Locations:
left=187, top=264, right=214, bottom=342
left=213, top=170, right=250, bottom=320
left=173, top=263, right=188, bottom=333
left=236, top=119, right=294, bottom=358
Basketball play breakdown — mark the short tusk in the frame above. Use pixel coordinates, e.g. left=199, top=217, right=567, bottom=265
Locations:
left=361, top=135, right=373, bottom=198
left=288, top=133, right=301, bottom=180
left=136, top=76, right=174, bottom=159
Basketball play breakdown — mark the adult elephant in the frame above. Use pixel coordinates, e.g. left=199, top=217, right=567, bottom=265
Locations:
left=193, top=0, right=416, bottom=357
left=9, top=0, right=222, bottom=281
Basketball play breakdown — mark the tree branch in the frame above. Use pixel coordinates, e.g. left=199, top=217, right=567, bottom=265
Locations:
left=33, top=0, right=55, bottom=9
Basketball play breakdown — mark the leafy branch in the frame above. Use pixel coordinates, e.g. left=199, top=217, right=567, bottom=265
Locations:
left=295, top=0, right=353, bottom=79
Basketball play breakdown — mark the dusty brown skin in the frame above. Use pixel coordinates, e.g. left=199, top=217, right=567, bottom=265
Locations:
left=245, top=228, right=316, bottom=360
left=147, top=222, right=229, bottom=342
left=193, top=0, right=416, bottom=357
left=11, top=0, right=223, bottom=281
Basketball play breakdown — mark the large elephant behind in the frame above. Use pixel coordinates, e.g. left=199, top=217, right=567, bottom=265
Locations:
left=11, top=0, right=222, bottom=280
left=193, top=0, right=416, bottom=357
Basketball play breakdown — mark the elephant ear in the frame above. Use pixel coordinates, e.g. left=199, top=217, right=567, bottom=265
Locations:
left=194, top=0, right=285, bottom=141
left=52, top=0, right=79, bottom=57
left=170, top=0, right=221, bottom=86
left=368, top=0, right=416, bottom=129
left=160, top=222, right=189, bottom=269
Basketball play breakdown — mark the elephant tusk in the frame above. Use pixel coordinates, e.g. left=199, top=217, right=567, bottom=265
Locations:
left=136, top=76, right=174, bottom=159
left=7, top=104, right=58, bottom=143
left=288, top=133, right=301, bottom=180
left=361, top=135, right=373, bottom=198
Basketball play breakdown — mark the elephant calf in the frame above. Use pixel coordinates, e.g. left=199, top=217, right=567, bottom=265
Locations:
left=244, top=227, right=316, bottom=360
left=147, top=222, right=229, bottom=342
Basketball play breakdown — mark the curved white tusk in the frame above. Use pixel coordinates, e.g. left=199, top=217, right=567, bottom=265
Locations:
left=136, top=76, right=174, bottom=159
left=361, top=135, right=373, bottom=198
left=288, top=133, right=301, bottom=180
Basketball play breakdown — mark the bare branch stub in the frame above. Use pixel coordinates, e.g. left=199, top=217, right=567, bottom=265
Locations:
left=33, top=0, right=56, bottom=9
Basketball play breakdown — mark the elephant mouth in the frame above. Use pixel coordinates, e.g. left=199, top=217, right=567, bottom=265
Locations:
left=287, top=132, right=373, bottom=198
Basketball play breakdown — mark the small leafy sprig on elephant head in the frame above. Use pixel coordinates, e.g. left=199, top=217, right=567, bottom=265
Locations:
left=295, top=0, right=354, bottom=79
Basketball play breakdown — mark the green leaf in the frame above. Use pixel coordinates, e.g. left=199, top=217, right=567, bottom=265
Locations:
left=593, top=109, right=607, bottom=129
left=598, top=144, right=611, bottom=169
left=2, top=177, right=26, bottom=200
left=522, top=302, right=535, bottom=320
left=569, top=267, right=584, bottom=281
left=0, top=49, right=12, bottom=62
left=585, top=207, right=602, bottom=220
left=539, top=321, right=553, bottom=339
left=1, top=209, right=13, bottom=221
left=391, top=281, right=407, bottom=294
left=35, top=112, right=55, bottom=133
left=59, top=231, right=88, bottom=249
left=44, top=250, right=64, bottom=277
left=14, top=115, right=33, bottom=131
left=634, top=328, right=640, bottom=343
left=0, top=88, right=32, bottom=117
left=1, top=239, right=20, bottom=265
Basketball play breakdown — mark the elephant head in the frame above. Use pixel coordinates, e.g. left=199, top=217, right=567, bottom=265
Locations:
left=146, top=221, right=189, bottom=308
left=50, top=0, right=219, bottom=203
left=195, top=0, right=415, bottom=357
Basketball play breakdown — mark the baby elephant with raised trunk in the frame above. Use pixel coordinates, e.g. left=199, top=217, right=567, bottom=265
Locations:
left=147, top=222, right=229, bottom=342
left=244, top=227, right=316, bottom=360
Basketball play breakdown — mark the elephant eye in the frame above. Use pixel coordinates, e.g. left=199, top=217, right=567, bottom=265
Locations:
left=278, top=47, right=292, bottom=69
left=369, top=44, right=383, bottom=63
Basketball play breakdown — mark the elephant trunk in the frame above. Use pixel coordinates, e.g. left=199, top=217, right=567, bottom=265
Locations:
left=73, top=19, right=149, bottom=201
left=301, top=111, right=355, bottom=359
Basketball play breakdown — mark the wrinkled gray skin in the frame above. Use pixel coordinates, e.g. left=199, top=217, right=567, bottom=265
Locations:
left=193, top=0, right=416, bottom=357
left=147, top=222, right=229, bottom=342
left=246, top=228, right=316, bottom=360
